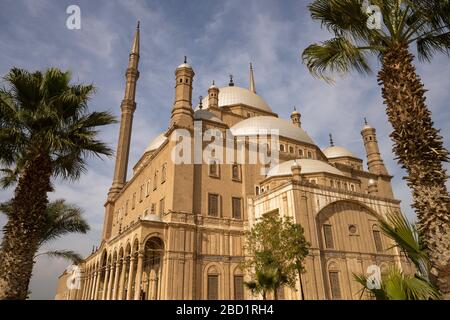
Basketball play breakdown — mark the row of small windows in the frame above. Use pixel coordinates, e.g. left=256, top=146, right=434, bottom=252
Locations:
left=279, top=144, right=313, bottom=158
left=116, top=163, right=167, bottom=221
left=179, top=77, right=190, bottom=84
left=330, top=180, right=356, bottom=192
left=209, top=162, right=241, bottom=181
left=323, top=224, right=383, bottom=252
left=207, top=194, right=242, bottom=219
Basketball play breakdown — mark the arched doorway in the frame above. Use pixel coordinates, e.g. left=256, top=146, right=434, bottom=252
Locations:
left=142, top=237, right=164, bottom=300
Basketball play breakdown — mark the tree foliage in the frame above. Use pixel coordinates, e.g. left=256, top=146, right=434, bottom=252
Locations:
left=242, top=214, right=310, bottom=299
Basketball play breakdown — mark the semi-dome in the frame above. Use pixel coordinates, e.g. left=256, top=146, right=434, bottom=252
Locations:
left=194, top=109, right=224, bottom=124
left=322, top=146, right=360, bottom=159
left=267, top=159, right=344, bottom=177
left=230, top=116, right=315, bottom=145
left=201, top=86, right=272, bottom=113
left=145, top=133, right=167, bottom=153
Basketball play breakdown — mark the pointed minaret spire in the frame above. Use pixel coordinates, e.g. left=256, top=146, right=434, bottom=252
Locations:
left=130, top=21, right=140, bottom=58
left=103, top=23, right=141, bottom=240
left=249, top=63, right=256, bottom=93
left=329, top=133, right=334, bottom=147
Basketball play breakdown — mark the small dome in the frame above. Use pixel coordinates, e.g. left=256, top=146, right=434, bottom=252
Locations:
left=322, top=146, right=360, bottom=159
left=177, top=63, right=192, bottom=69
left=145, top=133, right=167, bottom=153
left=230, top=116, right=315, bottom=145
left=267, top=159, right=344, bottom=177
left=201, top=86, right=272, bottom=113
left=194, top=109, right=224, bottom=124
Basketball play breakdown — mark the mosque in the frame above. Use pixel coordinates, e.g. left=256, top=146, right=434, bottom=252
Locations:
left=55, top=23, right=413, bottom=300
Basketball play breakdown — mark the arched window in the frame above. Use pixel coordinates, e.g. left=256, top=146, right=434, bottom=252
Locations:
left=323, top=224, right=334, bottom=249
left=298, top=149, right=304, bottom=157
left=207, top=266, right=220, bottom=300
left=161, top=163, right=167, bottom=183
left=289, top=146, right=294, bottom=154
left=372, top=225, right=383, bottom=252
left=280, top=144, right=285, bottom=152
left=209, top=159, right=219, bottom=177
left=328, top=262, right=342, bottom=300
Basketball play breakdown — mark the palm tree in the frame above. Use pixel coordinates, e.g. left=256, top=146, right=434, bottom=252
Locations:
left=0, top=68, right=115, bottom=299
left=1, top=199, right=89, bottom=297
left=354, top=212, right=441, bottom=300
left=302, top=0, right=450, bottom=295
left=245, top=266, right=280, bottom=300
left=1, top=199, right=89, bottom=264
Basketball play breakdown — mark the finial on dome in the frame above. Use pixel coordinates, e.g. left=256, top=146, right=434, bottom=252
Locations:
left=229, top=74, right=234, bottom=87
left=184, top=56, right=187, bottom=64
left=212, top=80, right=215, bottom=86
left=137, top=21, right=140, bottom=29
left=199, top=96, right=203, bottom=109
left=249, top=63, right=256, bottom=93
left=329, top=133, right=334, bottom=147
left=364, top=117, right=368, bottom=125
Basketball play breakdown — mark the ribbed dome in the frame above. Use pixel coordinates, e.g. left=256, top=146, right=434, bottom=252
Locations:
left=201, top=86, right=272, bottom=112
left=267, top=159, right=344, bottom=177
left=230, top=116, right=315, bottom=145
left=322, top=146, right=360, bottom=159
left=194, top=109, right=224, bottom=124
left=145, top=133, right=167, bottom=153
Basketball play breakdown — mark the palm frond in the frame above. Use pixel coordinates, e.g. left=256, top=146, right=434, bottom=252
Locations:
left=39, top=199, right=89, bottom=245
left=302, top=37, right=373, bottom=83
left=36, top=250, right=83, bottom=264
left=377, top=212, right=430, bottom=279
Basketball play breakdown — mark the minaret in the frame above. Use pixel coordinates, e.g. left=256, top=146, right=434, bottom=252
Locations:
left=249, top=63, right=256, bottom=93
left=170, top=56, right=195, bottom=129
left=110, top=21, right=140, bottom=195
left=291, top=106, right=301, bottom=127
left=208, top=80, right=219, bottom=109
left=361, top=118, right=389, bottom=175
left=103, top=22, right=140, bottom=240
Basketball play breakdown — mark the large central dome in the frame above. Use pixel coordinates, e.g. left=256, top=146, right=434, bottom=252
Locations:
left=201, top=86, right=273, bottom=113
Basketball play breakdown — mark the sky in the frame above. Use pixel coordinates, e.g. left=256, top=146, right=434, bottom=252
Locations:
left=0, top=0, right=449, bottom=300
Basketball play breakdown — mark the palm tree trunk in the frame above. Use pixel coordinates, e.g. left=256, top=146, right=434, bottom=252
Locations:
left=0, top=154, right=52, bottom=299
left=378, top=43, right=450, bottom=297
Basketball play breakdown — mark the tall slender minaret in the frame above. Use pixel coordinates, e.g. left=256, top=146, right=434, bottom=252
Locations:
left=170, top=56, right=195, bottom=129
left=361, top=118, right=389, bottom=175
left=249, top=63, right=256, bottom=93
left=102, top=22, right=140, bottom=240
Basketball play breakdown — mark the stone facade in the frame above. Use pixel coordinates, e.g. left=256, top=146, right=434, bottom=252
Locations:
left=55, top=24, right=413, bottom=300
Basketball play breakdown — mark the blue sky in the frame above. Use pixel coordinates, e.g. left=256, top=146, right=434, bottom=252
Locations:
left=0, top=0, right=448, bottom=299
